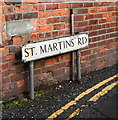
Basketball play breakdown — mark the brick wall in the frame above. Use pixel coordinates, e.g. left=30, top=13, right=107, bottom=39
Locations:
left=0, top=1, right=118, bottom=101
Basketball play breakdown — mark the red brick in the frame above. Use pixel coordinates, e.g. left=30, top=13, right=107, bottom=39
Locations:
left=37, top=33, right=45, bottom=39
left=59, top=3, right=71, bottom=9
left=3, top=6, right=14, bottom=14
left=91, top=25, right=101, bottom=30
left=97, top=62, right=105, bottom=68
left=5, top=14, right=14, bottom=21
left=89, top=54, right=97, bottom=60
left=107, top=7, right=115, bottom=11
left=12, top=36, right=22, bottom=45
left=2, top=63, right=8, bottom=69
left=2, top=77, right=11, bottom=85
left=74, top=15, right=84, bottom=21
left=58, top=30, right=65, bottom=36
left=102, top=2, right=113, bottom=6
left=15, top=66, right=25, bottom=73
left=17, top=80, right=25, bottom=88
left=52, top=10, right=65, bottom=16
left=46, top=4, right=58, bottom=10
left=39, top=11, right=52, bottom=18
left=45, top=57, right=59, bottom=65
left=14, top=5, right=22, bottom=13
left=38, top=19, right=47, bottom=25
left=61, top=16, right=70, bottom=22
left=103, top=13, right=112, bottom=17
left=83, top=14, right=93, bottom=20
left=72, top=3, right=83, bottom=8
left=65, top=23, right=70, bottom=29
left=107, top=17, right=116, bottom=23
left=98, top=41, right=107, bottom=46
left=89, top=20, right=98, bottom=25
left=88, top=8, right=97, bottom=14
left=94, top=2, right=103, bottom=7
left=65, top=9, right=70, bottom=15
left=81, top=50, right=91, bottom=56
left=2, top=47, right=9, bottom=55
left=75, top=9, right=88, bottom=14
left=109, top=32, right=117, bottom=38
left=0, top=6, right=3, bottom=15
left=45, top=32, right=52, bottom=38
left=91, top=48, right=99, bottom=54
left=52, top=31, right=58, bottom=37
left=23, top=0, right=38, bottom=4
left=47, top=17, right=60, bottom=24
left=6, top=54, right=15, bottom=61
left=81, top=60, right=91, bottom=67
left=21, top=4, right=32, bottom=12
left=53, top=23, right=65, bottom=30
left=98, top=7, right=107, bottom=12
left=53, top=68, right=65, bottom=77
left=11, top=72, right=28, bottom=82
left=42, top=62, right=67, bottom=73
left=23, top=12, right=38, bottom=19
left=89, top=43, right=97, bottom=48
left=99, top=18, right=107, bottom=24
left=2, top=83, right=12, bottom=92
left=2, top=70, right=8, bottom=78
left=65, top=30, right=70, bottom=35
left=75, top=21, right=88, bottom=27
left=93, top=14, right=102, bottom=19
left=32, top=4, right=45, bottom=11
left=39, top=71, right=53, bottom=81
left=98, top=29, right=106, bottom=35
left=0, top=16, right=5, bottom=23
left=107, top=28, right=115, bottom=33
left=59, top=54, right=71, bottom=62
left=112, top=12, right=117, bottom=16
left=84, top=3, right=93, bottom=7
left=81, top=56, right=89, bottom=62
left=30, top=34, right=38, bottom=42
left=39, top=25, right=53, bottom=32
left=0, top=0, right=4, bottom=6
left=89, top=31, right=98, bottom=37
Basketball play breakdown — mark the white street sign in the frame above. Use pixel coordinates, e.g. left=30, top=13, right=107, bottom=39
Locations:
left=22, top=33, right=89, bottom=62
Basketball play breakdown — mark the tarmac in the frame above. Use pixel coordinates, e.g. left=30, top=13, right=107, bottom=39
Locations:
left=1, top=64, right=118, bottom=119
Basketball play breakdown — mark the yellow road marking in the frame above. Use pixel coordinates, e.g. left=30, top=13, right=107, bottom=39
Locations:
left=66, top=81, right=118, bottom=119
left=66, top=108, right=81, bottom=120
left=46, top=74, right=118, bottom=119
left=88, top=81, right=118, bottom=102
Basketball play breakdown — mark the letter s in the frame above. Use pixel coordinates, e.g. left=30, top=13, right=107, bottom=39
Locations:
left=24, top=48, right=29, bottom=57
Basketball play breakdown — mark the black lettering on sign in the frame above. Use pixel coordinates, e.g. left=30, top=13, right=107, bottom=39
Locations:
left=78, top=38, right=82, bottom=45
left=53, top=43, right=58, bottom=51
left=24, top=48, right=29, bottom=57
left=24, top=47, right=35, bottom=57
left=65, top=39, right=74, bottom=48
left=70, top=39, right=75, bottom=47
left=82, top=37, right=87, bottom=44
left=30, top=47, right=35, bottom=56
left=40, top=45, right=47, bottom=54
left=48, top=44, right=53, bottom=52
left=58, top=41, right=63, bottom=50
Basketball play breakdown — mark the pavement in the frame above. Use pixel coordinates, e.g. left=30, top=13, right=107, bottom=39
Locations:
left=1, top=64, right=118, bottom=119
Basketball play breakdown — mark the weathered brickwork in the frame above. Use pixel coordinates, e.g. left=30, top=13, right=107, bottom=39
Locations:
left=0, top=1, right=118, bottom=101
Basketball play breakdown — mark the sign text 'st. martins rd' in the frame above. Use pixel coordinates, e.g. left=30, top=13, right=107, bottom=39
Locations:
left=22, top=33, right=89, bottom=62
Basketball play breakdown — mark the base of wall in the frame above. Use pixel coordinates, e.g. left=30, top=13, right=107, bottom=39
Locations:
left=1, top=63, right=117, bottom=103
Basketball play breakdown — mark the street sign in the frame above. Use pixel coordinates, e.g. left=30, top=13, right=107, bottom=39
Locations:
left=22, top=33, right=89, bottom=62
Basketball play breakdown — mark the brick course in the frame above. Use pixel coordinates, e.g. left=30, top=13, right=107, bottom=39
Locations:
left=0, top=1, right=118, bottom=101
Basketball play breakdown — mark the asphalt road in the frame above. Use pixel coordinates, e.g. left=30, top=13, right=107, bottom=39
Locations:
left=1, top=65, right=118, bottom=119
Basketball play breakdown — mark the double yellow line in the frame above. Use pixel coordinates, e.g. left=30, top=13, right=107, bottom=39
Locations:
left=46, top=74, right=118, bottom=119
